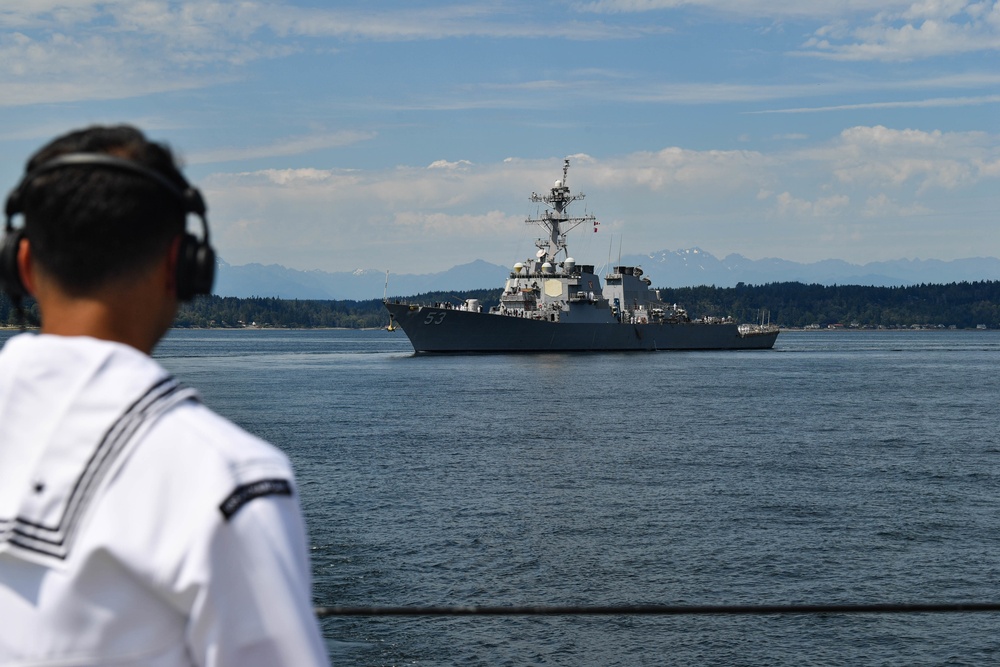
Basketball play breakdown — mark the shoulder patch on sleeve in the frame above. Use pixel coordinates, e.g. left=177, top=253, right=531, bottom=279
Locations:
left=219, top=478, right=293, bottom=521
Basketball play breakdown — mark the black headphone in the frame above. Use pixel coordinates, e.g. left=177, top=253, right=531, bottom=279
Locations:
left=0, top=153, right=215, bottom=302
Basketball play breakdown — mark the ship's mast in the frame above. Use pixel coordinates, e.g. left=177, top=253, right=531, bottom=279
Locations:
left=527, top=159, right=595, bottom=264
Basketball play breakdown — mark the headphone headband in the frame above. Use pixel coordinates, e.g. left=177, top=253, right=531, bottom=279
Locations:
left=5, top=152, right=207, bottom=229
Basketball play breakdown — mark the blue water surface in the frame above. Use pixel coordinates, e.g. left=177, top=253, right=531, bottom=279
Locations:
left=7, top=327, right=1000, bottom=665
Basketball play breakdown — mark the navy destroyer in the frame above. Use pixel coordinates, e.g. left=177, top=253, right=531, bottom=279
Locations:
left=384, top=159, right=779, bottom=352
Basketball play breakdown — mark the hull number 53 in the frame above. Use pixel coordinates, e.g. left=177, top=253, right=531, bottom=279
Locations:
left=424, top=311, right=447, bottom=325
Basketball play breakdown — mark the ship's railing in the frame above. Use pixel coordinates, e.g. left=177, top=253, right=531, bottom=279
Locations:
left=315, top=601, right=1000, bottom=618
left=614, top=306, right=692, bottom=325
left=738, top=323, right=780, bottom=336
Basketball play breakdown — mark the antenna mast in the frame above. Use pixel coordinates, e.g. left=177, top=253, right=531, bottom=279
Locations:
left=526, top=158, right=596, bottom=264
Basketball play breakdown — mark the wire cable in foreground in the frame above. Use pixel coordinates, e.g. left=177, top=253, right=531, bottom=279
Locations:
left=315, top=602, right=1000, bottom=618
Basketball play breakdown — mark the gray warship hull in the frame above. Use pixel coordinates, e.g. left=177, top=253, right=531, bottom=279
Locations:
left=385, top=301, right=778, bottom=353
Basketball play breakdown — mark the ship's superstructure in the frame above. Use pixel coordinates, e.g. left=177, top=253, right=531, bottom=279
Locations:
left=384, top=160, right=778, bottom=352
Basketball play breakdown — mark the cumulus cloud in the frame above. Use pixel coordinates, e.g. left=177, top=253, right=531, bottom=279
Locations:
left=193, top=126, right=998, bottom=269
left=585, top=146, right=768, bottom=191
left=201, top=158, right=557, bottom=270
left=825, top=125, right=992, bottom=192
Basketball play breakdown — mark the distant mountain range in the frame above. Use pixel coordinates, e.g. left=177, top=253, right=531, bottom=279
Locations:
left=630, top=248, right=1000, bottom=291
left=214, top=258, right=509, bottom=301
left=213, top=249, right=1000, bottom=301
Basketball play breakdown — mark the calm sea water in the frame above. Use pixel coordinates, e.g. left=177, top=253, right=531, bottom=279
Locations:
left=6, top=328, right=1000, bottom=665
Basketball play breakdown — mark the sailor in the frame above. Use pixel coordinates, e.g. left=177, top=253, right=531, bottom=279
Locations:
left=0, top=126, right=329, bottom=666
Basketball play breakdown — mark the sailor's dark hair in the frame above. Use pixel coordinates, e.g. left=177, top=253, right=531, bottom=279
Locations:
left=1, top=125, right=213, bottom=299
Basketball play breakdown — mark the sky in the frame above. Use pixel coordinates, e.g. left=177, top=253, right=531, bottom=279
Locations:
left=1, top=1, right=998, bottom=275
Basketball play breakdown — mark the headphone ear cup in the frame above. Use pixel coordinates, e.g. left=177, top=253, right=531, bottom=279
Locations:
left=175, top=232, right=216, bottom=301
left=0, top=228, right=27, bottom=301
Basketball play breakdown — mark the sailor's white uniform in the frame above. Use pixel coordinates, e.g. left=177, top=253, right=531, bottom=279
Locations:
left=0, top=334, right=330, bottom=666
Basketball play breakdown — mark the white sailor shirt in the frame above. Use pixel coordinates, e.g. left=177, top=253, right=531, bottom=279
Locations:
left=0, top=334, right=329, bottom=666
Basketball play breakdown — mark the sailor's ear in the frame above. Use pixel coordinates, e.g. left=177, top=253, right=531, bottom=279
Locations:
left=16, top=235, right=36, bottom=296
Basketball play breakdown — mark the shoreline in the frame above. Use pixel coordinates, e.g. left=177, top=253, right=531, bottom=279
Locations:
left=4, top=325, right=994, bottom=332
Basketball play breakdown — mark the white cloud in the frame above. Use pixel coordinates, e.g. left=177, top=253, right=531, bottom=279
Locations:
left=824, top=125, right=993, bottom=192
left=575, top=0, right=913, bottom=19
left=862, top=193, right=932, bottom=217
left=255, top=168, right=354, bottom=186
left=2, top=1, right=647, bottom=53
left=201, top=159, right=555, bottom=270
left=427, top=159, right=473, bottom=170
left=585, top=147, right=768, bottom=191
left=0, top=76, right=211, bottom=108
left=775, top=191, right=813, bottom=217
left=799, top=0, right=1000, bottom=61
left=772, top=191, right=850, bottom=217
left=187, top=125, right=1000, bottom=270
left=977, top=156, right=1000, bottom=177
left=461, top=69, right=1000, bottom=114
left=392, top=210, right=522, bottom=234
left=752, top=94, right=1000, bottom=114
left=0, top=8, right=233, bottom=106
left=198, top=123, right=1000, bottom=269
left=0, top=2, right=653, bottom=108
left=3, top=0, right=998, bottom=115
left=269, top=5, right=649, bottom=41
left=574, top=0, right=1000, bottom=60
left=186, top=131, right=376, bottom=165
left=901, top=0, right=980, bottom=21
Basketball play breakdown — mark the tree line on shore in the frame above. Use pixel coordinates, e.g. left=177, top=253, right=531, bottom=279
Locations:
left=3, top=281, right=1000, bottom=330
